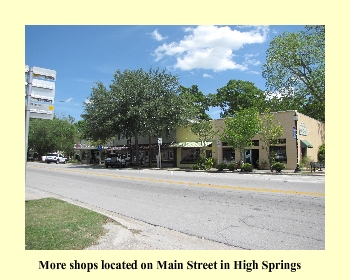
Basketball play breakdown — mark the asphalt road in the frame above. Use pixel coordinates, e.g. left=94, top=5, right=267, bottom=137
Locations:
left=25, top=162, right=325, bottom=250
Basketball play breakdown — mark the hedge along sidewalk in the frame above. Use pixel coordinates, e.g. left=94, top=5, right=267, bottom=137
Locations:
left=25, top=198, right=117, bottom=250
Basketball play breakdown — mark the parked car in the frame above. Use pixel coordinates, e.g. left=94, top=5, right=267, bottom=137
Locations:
left=45, top=153, right=67, bottom=164
left=105, top=154, right=126, bottom=168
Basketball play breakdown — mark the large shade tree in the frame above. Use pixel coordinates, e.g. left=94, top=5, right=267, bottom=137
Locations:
left=82, top=67, right=196, bottom=165
left=262, top=25, right=325, bottom=122
left=28, top=115, right=78, bottom=158
left=211, top=79, right=267, bottom=118
left=221, top=107, right=262, bottom=167
left=179, top=85, right=211, bottom=120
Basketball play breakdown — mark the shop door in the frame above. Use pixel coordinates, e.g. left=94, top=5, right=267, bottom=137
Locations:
left=244, top=149, right=252, bottom=164
left=252, top=149, right=259, bottom=168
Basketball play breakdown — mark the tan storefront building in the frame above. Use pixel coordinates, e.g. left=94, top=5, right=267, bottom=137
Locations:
left=172, top=110, right=325, bottom=170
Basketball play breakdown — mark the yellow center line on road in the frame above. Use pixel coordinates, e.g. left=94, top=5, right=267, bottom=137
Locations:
left=29, top=165, right=325, bottom=197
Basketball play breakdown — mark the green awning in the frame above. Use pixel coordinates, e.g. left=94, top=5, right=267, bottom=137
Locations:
left=301, top=140, right=313, bottom=148
left=169, top=141, right=212, bottom=148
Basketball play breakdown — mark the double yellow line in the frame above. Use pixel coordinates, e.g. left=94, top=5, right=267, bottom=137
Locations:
left=30, top=165, right=325, bottom=197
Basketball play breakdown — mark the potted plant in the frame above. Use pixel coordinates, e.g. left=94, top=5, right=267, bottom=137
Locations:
left=256, top=159, right=268, bottom=170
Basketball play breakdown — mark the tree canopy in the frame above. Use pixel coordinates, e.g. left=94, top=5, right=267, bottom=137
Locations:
left=262, top=25, right=325, bottom=122
left=211, top=79, right=267, bottom=118
left=28, top=116, right=78, bottom=157
left=179, top=85, right=211, bottom=120
left=81, top=67, right=196, bottom=164
left=258, top=110, right=284, bottom=167
left=221, top=107, right=262, bottom=163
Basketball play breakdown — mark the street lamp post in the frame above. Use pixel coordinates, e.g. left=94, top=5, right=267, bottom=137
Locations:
left=294, top=111, right=301, bottom=173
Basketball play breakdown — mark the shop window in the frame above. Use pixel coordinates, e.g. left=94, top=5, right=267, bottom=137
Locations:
left=206, top=150, right=212, bottom=158
left=252, top=140, right=259, bottom=146
left=161, top=150, right=174, bottom=161
left=222, top=148, right=235, bottom=163
left=278, top=138, right=286, bottom=144
left=270, top=146, right=287, bottom=163
left=181, top=148, right=200, bottom=163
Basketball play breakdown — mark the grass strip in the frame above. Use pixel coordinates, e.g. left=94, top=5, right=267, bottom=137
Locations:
left=25, top=198, right=115, bottom=250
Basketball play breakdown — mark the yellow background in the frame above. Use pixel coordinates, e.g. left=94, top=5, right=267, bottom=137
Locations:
left=0, top=1, right=345, bottom=279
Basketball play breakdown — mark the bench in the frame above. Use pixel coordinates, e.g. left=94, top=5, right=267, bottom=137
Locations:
left=310, top=162, right=325, bottom=172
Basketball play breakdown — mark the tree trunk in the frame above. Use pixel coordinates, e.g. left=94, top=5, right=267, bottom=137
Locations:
left=149, top=134, right=152, bottom=167
left=239, top=150, right=244, bottom=169
left=134, top=134, right=139, bottom=166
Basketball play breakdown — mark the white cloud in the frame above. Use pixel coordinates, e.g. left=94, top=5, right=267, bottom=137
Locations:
left=153, top=25, right=269, bottom=72
left=247, top=70, right=260, bottom=75
left=203, top=73, right=213, bottom=78
left=151, top=29, right=167, bottom=41
left=243, top=53, right=261, bottom=66
left=57, top=97, right=73, bottom=103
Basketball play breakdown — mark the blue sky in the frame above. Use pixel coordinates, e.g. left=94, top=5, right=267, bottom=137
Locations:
left=25, top=25, right=306, bottom=121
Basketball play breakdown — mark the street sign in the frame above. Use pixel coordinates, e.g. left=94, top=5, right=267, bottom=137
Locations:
left=25, top=65, right=57, bottom=165
left=216, top=140, right=221, bottom=147
left=32, top=66, right=56, bottom=80
left=98, top=145, right=103, bottom=151
left=29, top=103, right=54, bottom=119
left=31, top=79, right=55, bottom=100
left=26, top=67, right=56, bottom=120
left=158, top=138, right=162, bottom=145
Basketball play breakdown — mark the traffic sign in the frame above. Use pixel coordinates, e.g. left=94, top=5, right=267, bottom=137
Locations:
left=29, top=103, right=54, bottom=119
left=26, top=66, right=56, bottom=120
left=32, top=66, right=56, bottom=80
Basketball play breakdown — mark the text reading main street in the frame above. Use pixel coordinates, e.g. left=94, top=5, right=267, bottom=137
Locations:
left=39, top=259, right=302, bottom=273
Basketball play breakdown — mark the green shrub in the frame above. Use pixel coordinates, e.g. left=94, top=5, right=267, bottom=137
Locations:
left=227, top=163, right=236, bottom=171
left=300, top=156, right=312, bottom=169
left=318, top=143, right=325, bottom=162
left=194, top=157, right=215, bottom=170
left=271, top=162, right=286, bottom=173
left=241, top=163, right=253, bottom=172
left=216, top=162, right=227, bottom=171
left=204, top=158, right=215, bottom=170
left=191, top=164, right=200, bottom=170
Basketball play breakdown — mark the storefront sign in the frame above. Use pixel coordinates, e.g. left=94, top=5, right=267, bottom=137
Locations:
left=299, top=123, right=308, bottom=136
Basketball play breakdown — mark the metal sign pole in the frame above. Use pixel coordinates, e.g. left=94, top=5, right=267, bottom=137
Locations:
left=25, top=68, right=33, bottom=164
left=158, top=138, right=162, bottom=168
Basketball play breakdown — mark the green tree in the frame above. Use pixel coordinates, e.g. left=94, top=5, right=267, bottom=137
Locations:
left=28, top=116, right=78, bottom=158
left=318, top=143, right=325, bottom=162
left=258, top=110, right=284, bottom=167
left=179, top=85, right=211, bottom=120
left=262, top=25, right=325, bottom=122
left=190, top=119, right=217, bottom=157
left=80, top=82, right=117, bottom=143
left=212, top=79, right=267, bottom=118
left=221, top=107, right=262, bottom=167
left=82, top=67, right=195, bottom=165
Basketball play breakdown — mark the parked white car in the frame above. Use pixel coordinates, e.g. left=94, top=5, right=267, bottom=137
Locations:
left=45, top=153, right=67, bottom=164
